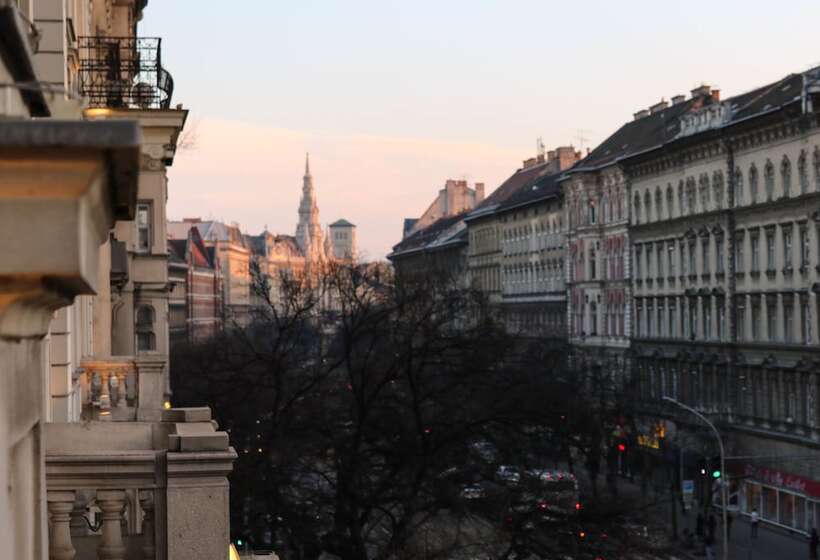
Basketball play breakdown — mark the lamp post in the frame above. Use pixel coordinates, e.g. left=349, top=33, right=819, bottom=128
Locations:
left=662, top=396, right=728, bottom=560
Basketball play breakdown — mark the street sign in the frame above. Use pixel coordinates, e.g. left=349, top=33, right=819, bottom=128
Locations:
left=682, top=479, right=694, bottom=510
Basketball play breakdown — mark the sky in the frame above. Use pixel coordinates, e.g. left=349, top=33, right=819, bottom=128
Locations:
left=141, top=0, right=820, bottom=260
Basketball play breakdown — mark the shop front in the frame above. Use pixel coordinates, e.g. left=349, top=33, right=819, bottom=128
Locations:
left=739, top=463, right=820, bottom=534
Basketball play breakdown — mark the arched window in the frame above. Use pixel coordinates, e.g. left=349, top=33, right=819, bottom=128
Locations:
left=734, top=167, right=744, bottom=206
left=749, top=163, right=759, bottom=203
left=698, top=173, right=710, bottom=211
left=634, top=193, right=642, bottom=224
left=136, top=305, right=156, bottom=351
left=678, top=181, right=685, bottom=216
left=666, top=185, right=674, bottom=219
left=764, top=159, right=775, bottom=201
left=781, top=155, right=792, bottom=198
left=655, top=186, right=663, bottom=220
left=712, top=170, right=724, bottom=210
left=644, top=191, right=652, bottom=222
left=798, top=150, right=809, bottom=194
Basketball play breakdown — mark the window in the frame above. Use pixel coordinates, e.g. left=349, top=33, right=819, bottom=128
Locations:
left=767, top=301, right=777, bottom=341
left=752, top=303, right=761, bottom=341
left=751, top=235, right=760, bottom=272
left=646, top=247, right=653, bottom=279
left=655, top=187, right=663, bottom=220
left=689, top=299, right=698, bottom=339
left=634, top=245, right=641, bottom=278
left=802, top=297, right=812, bottom=345
left=590, top=246, right=597, bottom=280
left=669, top=301, right=677, bottom=338
left=713, top=171, right=724, bottom=209
left=735, top=233, right=745, bottom=273
left=137, top=203, right=152, bottom=252
left=783, top=226, right=793, bottom=269
left=589, top=202, right=596, bottom=225
left=737, top=299, right=746, bottom=341
left=799, top=150, right=809, bottom=194
left=766, top=231, right=776, bottom=272
left=734, top=167, right=744, bottom=205
left=699, top=173, right=710, bottom=211
left=701, top=239, right=710, bottom=274
left=815, top=146, right=820, bottom=191
left=800, top=227, right=810, bottom=270
left=668, top=243, right=676, bottom=276
left=716, top=237, right=724, bottom=273
left=656, top=244, right=663, bottom=279
left=136, top=305, right=156, bottom=351
left=764, top=160, right=775, bottom=201
left=686, top=177, right=696, bottom=213
left=718, top=300, right=726, bottom=340
left=667, top=186, right=674, bottom=218
left=704, top=298, right=712, bottom=339
left=644, top=191, right=652, bottom=222
left=680, top=241, right=688, bottom=276
left=688, top=242, right=696, bottom=276
left=647, top=300, right=653, bottom=336
left=784, top=301, right=794, bottom=343
left=781, top=155, right=792, bottom=198
left=678, top=181, right=685, bottom=216
left=749, top=164, right=759, bottom=203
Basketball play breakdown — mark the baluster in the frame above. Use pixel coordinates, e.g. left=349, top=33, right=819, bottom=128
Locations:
left=116, top=369, right=128, bottom=408
left=69, top=490, right=88, bottom=538
left=47, top=490, right=77, bottom=560
left=96, top=490, right=126, bottom=560
left=99, top=370, right=112, bottom=410
left=139, top=490, right=156, bottom=560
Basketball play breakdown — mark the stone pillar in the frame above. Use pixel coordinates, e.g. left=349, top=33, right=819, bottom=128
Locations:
left=137, top=356, right=167, bottom=421
left=0, top=118, right=139, bottom=560
left=116, top=370, right=128, bottom=408
left=99, top=370, right=112, bottom=411
left=96, top=490, right=127, bottom=560
left=139, top=490, right=156, bottom=560
left=47, top=490, right=77, bottom=560
left=164, top=407, right=236, bottom=560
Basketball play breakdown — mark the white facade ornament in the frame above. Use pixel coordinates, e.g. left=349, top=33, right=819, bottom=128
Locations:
left=676, top=102, right=731, bottom=139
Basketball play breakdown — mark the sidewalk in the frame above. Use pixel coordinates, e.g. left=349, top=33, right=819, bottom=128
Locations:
left=677, top=514, right=810, bottom=560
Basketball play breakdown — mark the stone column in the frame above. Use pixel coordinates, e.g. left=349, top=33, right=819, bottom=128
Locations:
left=136, top=356, right=167, bottom=421
left=47, top=490, right=77, bottom=560
left=164, top=407, right=236, bottom=560
left=96, top=490, right=127, bottom=560
left=139, top=490, right=156, bottom=560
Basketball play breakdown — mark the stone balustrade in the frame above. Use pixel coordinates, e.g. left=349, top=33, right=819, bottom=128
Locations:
left=80, top=359, right=138, bottom=420
left=45, top=407, right=236, bottom=560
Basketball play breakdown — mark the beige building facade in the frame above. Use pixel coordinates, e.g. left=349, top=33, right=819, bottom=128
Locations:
left=1, top=2, right=235, bottom=559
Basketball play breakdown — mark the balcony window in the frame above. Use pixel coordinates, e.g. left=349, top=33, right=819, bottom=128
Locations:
left=767, top=303, right=777, bottom=341
left=79, top=36, right=174, bottom=109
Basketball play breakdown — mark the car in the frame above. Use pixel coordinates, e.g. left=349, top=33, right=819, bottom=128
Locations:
left=495, top=465, right=521, bottom=484
left=460, top=483, right=485, bottom=499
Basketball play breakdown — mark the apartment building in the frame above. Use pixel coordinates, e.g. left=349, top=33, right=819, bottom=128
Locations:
left=0, top=3, right=234, bottom=559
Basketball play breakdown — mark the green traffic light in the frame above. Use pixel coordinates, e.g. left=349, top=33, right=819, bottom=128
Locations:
left=712, top=470, right=721, bottom=478
left=236, top=539, right=244, bottom=546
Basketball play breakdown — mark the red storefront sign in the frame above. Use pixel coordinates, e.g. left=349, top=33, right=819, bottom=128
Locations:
left=743, top=463, right=820, bottom=499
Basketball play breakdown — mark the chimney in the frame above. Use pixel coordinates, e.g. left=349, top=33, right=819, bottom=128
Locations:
left=690, top=84, right=711, bottom=98
left=649, top=99, right=668, bottom=114
left=475, top=182, right=485, bottom=203
left=547, top=150, right=556, bottom=162
left=522, top=157, right=537, bottom=169
left=633, top=109, right=650, bottom=120
left=711, top=89, right=721, bottom=102
left=671, top=94, right=686, bottom=105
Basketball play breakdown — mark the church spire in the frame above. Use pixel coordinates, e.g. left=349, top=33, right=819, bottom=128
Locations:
left=305, top=152, right=311, bottom=176
left=295, top=154, right=326, bottom=262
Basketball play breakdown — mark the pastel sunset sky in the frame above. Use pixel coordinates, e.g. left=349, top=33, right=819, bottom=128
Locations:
left=142, top=1, right=820, bottom=259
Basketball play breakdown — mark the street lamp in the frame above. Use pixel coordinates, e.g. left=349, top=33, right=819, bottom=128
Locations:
left=662, top=396, right=728, bottom=560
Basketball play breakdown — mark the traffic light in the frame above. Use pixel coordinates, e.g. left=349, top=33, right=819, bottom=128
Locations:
left=712, top=469, right=722, bottom=479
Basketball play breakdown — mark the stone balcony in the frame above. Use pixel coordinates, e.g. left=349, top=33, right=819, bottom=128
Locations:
left=45, top=407, right=236, bottom=560
left=80, top=357, right=168, bottom=422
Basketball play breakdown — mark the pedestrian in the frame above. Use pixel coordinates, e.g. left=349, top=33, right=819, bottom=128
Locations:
left=726, top=510, right=733, bottom=540
left=750, top=507, right=759, bottom=539
left=696, top=512, right=704, bottom=539
left=707, top=513, right=717, bottom=540
left=704, top=532, right=715, bottom=560
left=810, top=527, right=819, bottom=560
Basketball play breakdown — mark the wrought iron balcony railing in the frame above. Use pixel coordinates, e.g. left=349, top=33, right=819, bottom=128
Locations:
left=78, top=36, right=174, bottom=109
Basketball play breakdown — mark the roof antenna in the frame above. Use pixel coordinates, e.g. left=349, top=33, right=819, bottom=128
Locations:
left=536, top=137, right=546, bottom=158
left=574, top=129, right=591, bottom=152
